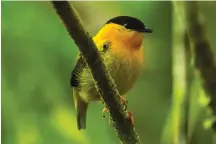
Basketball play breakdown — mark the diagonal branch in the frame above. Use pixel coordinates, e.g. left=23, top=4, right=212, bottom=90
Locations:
left=184, top=1, right=216, bottom=131
left=51, top=1, right=141, bottom=144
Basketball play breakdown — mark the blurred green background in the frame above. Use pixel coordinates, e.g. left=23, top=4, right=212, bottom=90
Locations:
left=1, top=1, right=216, bottom=144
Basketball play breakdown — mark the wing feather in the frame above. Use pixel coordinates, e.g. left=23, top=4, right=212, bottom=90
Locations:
left=70, top=54, right=86, bottom=87
left=70, top=40, right=112, bottom=87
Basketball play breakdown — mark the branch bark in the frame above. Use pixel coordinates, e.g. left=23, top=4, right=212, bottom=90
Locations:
left=184, top=1, right=216, bottom=131
left=51, top=1, right=140, bottom=144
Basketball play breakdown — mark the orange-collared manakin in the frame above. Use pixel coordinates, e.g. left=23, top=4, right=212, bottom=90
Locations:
left=70, top=16, right=152, bottom=130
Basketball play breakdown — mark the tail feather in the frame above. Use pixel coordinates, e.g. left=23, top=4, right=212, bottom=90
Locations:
left=73, top=88, right=88, bottom=130
left=77, top=102, right=88, bottom=130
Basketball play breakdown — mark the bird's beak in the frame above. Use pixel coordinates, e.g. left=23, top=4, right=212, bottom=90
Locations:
left=137, top=26, right=153, bottom=33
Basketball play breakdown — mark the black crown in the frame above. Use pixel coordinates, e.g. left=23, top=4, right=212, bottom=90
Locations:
left=105, top=16, right=152, bottom=33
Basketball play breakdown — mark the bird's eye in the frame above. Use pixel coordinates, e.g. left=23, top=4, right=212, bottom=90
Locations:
left=123, top=24, right=128, bottom=28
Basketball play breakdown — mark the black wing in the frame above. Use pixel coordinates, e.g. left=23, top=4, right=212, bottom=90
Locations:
left=70, top=41, right=112, bottom=87
left=70, top=54, right=86, bottom=87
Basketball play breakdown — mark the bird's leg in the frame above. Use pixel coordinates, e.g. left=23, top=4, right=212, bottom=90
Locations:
left=102, top=97, right=134, bottom=125
left=102, top=109, right=134, bottom=125
left=120, top=96, right=128, bottom=110
left=102, top=107, right=109, bottom=118
left=119, top=96, right=134, bottom=125
left=127, top=111, right=134, bottom=125
left=102, top=96, right=128, bottom=118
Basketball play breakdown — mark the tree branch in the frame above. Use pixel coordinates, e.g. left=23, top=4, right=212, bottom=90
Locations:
left=51, top=1, right=140, bottom=143
left=184, top=31, right=194, bottom=144
left=184, top=1, right=216, bottom=131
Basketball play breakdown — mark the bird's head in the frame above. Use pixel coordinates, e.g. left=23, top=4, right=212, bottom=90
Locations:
left=95, top=16, right=152, bottom=50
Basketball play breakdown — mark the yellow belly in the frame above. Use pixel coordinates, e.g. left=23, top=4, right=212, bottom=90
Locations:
left=109, top=54, right=142, bottom=95
left=78, top=49, right=143, bottom=102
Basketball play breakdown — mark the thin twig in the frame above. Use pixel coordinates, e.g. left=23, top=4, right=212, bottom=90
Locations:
left=51, top=1, right=141, bottom=144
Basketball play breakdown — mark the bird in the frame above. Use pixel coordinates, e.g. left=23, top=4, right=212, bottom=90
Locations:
left=70, top=16, right=152, bottom=130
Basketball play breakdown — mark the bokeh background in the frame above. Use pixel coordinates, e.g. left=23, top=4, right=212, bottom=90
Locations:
left=2, top=1, right=216, bottom=144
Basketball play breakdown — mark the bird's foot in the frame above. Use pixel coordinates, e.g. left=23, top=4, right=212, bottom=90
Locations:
left=127, top=111, right=134, bottom=125
left=102, top=96, right=129, bottom=122
left=120, top=96, right=128, bottom=110
left=102, top=107, right=109, bottom=118
left=120, top=96, right=134, bottom=124
left=102, top=108, right=134, bottom=125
